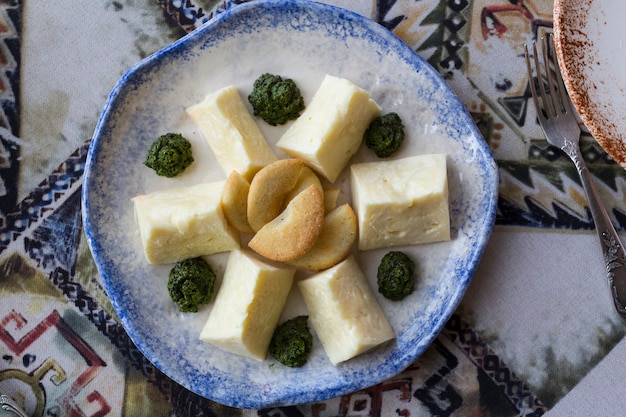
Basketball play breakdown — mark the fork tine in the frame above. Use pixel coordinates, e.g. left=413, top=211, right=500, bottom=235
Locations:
left=524, top=42, right=545, bottom=121
left=540, top=35, right=556, bottom=115
left=526, top=38, right=555, bottom=120
left=541, top=34, right=564, bottom=118
left=544, top=33, right=575, bottom=117
left=532, top=41, right=551, bottom=118
left=526, top=33, right=574, bottom=123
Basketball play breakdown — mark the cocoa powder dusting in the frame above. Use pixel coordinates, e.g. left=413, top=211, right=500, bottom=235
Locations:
left=554, top=0, right=626, bottom=165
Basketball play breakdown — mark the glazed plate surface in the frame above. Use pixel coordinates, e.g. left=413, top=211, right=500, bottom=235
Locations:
left=82, top=0, right=498, bottom=408
left=554, top=0, right=626, bottom=167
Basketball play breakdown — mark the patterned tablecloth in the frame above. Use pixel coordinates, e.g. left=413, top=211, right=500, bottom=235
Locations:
left=1, top=1, right=626, bottom=416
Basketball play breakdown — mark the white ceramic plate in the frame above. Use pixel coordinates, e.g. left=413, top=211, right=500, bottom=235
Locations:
left=554, top=0, right=626, bottom=166
left=82, top=0, right=497, bottom=408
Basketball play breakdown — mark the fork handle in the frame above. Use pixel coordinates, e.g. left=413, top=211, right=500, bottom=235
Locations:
left=0, top=392, right=29, bottom=417
left=563, top=139, right=626, bottom=320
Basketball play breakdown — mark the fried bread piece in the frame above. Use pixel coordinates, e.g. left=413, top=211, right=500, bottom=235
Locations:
left=248, top=184, right=324, bottom=262
left=247, top=158, right=322, bottom=232
left=287, top=203, right=357, bottom=271
left=221, top=171, right=254, bottom=235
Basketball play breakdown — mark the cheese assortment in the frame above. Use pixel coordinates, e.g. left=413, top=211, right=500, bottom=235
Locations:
left=350, top=154, right=450, bottom=250
left=200, top=249, right=295, bottom=361
left=276, top=74, right=381, bottom=183
left=132, top=181, right=239, bottom=264
left=297, top=256, right=395, bottom=365
left=132, top=74, right=452, bottom=366
left=186, top=85, right=278, bottom=180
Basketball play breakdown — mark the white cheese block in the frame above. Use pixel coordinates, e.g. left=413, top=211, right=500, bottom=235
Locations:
left=200, top=249, right=295, bottom=361
left=276, top=74, right=381, bottom=183
left=350, top=154, right=450, bottom=250
left=132, top=181, right=239, bottom=264
left=186, top=85, right=278, bottom=180
left=297, top=255, right=394, bottom=365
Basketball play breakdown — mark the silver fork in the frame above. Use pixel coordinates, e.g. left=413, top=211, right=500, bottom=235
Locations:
left=525, top=33, right=626, bottom=320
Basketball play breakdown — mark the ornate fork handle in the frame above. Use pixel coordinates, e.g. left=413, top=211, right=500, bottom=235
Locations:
left=563, top=138, right=626, bottom=319
left=0, top=392, right=28, bottom=417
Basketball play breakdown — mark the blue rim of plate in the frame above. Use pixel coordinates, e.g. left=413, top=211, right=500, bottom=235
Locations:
left=82, top=0, right=498, bottom=409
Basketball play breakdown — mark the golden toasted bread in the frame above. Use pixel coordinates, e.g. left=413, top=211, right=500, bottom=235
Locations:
left=248, top=184, right=324, bottom=262
left=323, top=188, right=339, bottom=214
left=221, top=171, right=254, bottom=235
left=247, top=158, right=322, bottom=232
left=287, top=203, right=357, bottom=271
